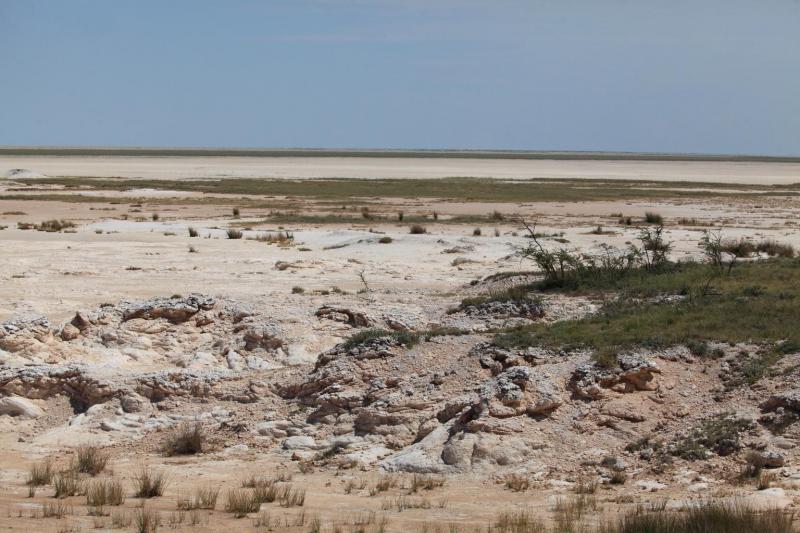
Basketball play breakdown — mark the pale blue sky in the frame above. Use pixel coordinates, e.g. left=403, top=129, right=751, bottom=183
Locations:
left=2, top=0, right=799, bottom=154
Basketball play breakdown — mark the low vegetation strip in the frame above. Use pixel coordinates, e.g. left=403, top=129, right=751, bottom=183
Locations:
left=494, top=258, right=800, bottom=355
left=9, top=176, right=799, bottom=202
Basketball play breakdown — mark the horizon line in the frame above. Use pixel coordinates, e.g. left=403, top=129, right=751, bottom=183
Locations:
left=1, top=145, right=799, bottom=163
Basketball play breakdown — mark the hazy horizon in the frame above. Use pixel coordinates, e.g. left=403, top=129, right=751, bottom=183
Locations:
left=2, top=1, right=799, bottom=156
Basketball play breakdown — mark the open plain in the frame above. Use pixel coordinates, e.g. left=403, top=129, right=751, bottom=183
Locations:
left=1, top=153, right=800, bottom=532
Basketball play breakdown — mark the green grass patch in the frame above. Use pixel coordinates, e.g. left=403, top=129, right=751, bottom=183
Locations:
left=494, top=259, right=800, bottom=356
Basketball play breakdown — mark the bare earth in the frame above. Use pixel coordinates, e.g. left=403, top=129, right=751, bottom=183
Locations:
left=1, top=156, right=800, bottom=532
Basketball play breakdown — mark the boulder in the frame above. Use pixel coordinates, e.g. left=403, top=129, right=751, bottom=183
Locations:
left=0, top=395, right=44, bottom=418
left=570, top=355, right=660, bottom=399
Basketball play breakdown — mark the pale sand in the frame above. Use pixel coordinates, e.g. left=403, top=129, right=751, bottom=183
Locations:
left=3, top=155, right=800, bottom=184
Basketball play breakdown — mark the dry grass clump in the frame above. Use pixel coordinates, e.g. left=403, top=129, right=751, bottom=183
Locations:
left=473, top=227, right=482, bottom=236
left=112, top=510, right=133, bottom=528
left=86, top=477, right=125, bottom=513
left=409, top=224, right=426, bottom=234
left=381, top=495, right=431, bottom=512
left=409, top=474, right=445, bottom=493
left=225, top=488, right=261, bottom=518
left=39, top=500, right=73, bottom=519
left=53, top=470, right=86, bottom=498
left=552, top=495, right=597, bottom=530
left=252, top=231, right=294, bottom=244
left=241, top=471, right=292, bottom=489
left=134, top=506, right=161, bottom=533
left=73, top=445, right=108, bottom=475
left=26, top=458, right=54, bottom=487
left=162, top=422, right=204, bottom=456
left=133, top=467, right=168, bottom=498
left=177, top=486, right=219, bottom=510
left=187, top=227, right=199, bottom=237
left=573, top=478, right=598, bottom=494
left=278, top=486, right=306, bottom=507
left=369, top=476, right=398, bottom=496
left=34, top=219, right=76, bottom=232
left=504, top=473, right=530, bottom=492
left=600, top=500, right=794, bottom=533
left=226, top=228, right=243, bottom=239
left=378, top=236, right=393, bottom=244
left=493, top=509, right=546, bottom=533
left=756, top=239, right=795, bottom=258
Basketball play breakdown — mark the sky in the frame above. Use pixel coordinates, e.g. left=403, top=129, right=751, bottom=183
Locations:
left=1, top=0, right=799, bottom=155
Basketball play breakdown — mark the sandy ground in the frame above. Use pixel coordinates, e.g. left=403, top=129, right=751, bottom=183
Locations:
left=3, top=155, right=800, bottom=183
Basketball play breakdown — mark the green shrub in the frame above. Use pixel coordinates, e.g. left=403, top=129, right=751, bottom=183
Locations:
left=644, top=211, right=663, bottom=224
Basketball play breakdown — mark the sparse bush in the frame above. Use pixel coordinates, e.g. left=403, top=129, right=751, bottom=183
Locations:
left=686, top=339, right=709, bottom=357
left=491, top=210, right=505, bottom=221
left=397, top=211, right=404, bottom=221
left=134, top=467, right=168, bottom=498
left=378, top=236, right=393, bottom=244
left=291, top=286, right=305, bottom=294
left=473, top=227, right=482, bottom=236
left=226, top=228, right=243, bottom=239
left=409, top=224, right=426, bottom=234
left=74, top=445, right=108, bottom=475
left=670, top=413, right=753, bottom=460
left=162, top=422, right=204, bottom=456
left=233, top=207, right=240, bottom=217
left=188, top=227, right=198, bottom=237
left=644, top=211, right=663, bottom=224
left=152, top=213, right=159, bottom=221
